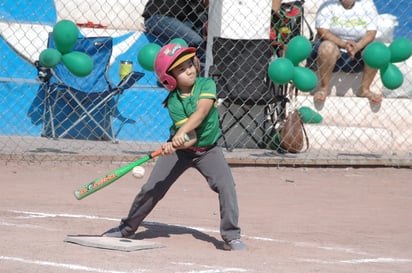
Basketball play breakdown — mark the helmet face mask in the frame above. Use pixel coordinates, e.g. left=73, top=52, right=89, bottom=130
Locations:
left=154, top=44, right=199, bottom=91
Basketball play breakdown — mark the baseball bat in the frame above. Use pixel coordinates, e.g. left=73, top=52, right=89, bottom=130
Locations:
left=73, top=134, right=190, bottom=200
left=73, top=148, right=162, bottom=200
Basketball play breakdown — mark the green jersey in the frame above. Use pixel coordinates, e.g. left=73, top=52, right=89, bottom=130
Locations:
left=167, top=77, right=220, bottom=147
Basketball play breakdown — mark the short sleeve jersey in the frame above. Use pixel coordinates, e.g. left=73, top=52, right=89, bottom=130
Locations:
left=167, top=77, right=220, bottom=147
left=315, top=0, right=378, bottom=41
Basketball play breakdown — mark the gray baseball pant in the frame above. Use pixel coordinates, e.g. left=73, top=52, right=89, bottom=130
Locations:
left=118, top=145, right=241, bottom=243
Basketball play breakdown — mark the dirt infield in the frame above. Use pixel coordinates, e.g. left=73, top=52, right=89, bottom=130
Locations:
left=1, top=160, right=412, bottom=273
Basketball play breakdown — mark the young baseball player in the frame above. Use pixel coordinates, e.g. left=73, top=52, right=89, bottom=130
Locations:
left=102, top=43, right=247, bottom=251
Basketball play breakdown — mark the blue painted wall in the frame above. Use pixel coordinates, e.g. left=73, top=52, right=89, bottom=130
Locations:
left=0, top=0, right=56, bottom=24
left=374, top=0, right=411, bottom=40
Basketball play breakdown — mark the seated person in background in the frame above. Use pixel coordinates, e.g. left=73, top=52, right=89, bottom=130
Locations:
left=142, top=0, right=208, bottom=63
left=307, top=0, right=382, bottom=104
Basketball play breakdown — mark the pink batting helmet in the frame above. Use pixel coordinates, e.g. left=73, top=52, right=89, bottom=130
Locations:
left=154, top=43, right=198, bottom=91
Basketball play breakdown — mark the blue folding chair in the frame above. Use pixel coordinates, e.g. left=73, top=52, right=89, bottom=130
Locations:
left=37, top=34, right=144, bottom=142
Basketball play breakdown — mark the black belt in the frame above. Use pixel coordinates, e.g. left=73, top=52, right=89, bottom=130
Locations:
left=187, top=143, right=217, bottom=152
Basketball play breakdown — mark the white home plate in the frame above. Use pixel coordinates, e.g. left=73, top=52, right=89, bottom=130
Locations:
left=64, top=236, right=164, bottom=252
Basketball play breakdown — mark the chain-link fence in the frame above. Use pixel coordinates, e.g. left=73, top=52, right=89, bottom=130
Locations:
left=1, top=0, right=411, bottom=165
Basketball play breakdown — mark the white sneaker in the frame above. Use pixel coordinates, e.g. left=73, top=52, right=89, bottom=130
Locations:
left=224, top=239, right=248, bottom=251
left=101, top=227, right=124, bottom=238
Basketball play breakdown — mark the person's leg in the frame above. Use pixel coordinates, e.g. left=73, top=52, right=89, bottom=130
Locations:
left=194, top=146, right=243, bottom=246
left=104, top=150, right=193, bottom=237
left=314, top=40, right=340, bottom=102
left=359, top=64, right=381, bottom=104
left=145, top=15, right=205, bottom=58
left=339, top=52, right=382, bottom=104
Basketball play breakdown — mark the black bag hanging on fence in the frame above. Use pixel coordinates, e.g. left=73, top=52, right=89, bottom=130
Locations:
left=270, top=0, right=314, bottom=48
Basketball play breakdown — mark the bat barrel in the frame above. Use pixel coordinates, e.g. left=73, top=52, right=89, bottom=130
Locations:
left=73, top=154, right=152, bottom=200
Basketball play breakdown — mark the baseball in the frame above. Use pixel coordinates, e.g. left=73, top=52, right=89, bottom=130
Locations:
left=132, top=166, right=145, bottom=179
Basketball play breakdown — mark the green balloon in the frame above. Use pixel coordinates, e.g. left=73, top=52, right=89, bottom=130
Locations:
left=389, top=38, right=412, bottom=63
left=39, top=48, right=62, bottom=68
left=363, top=42, right=391, bottom=69
left=170, top=38, right=188, bottom=47
left=53, top=20, right=79, bottom=54
left=285, top=35, right=312, bottom=66
left=138, top=43, right=161, bottom=71
left=270, top=131, right=282, bottom=151
left=62, top=51, right=93, bottom=77
left=268, top=57, right=294, bottom=85
left=298, top=106, right=323, bottom=124
left=380, top=63, right=403, bottom=90
left=293, top=66, right=318, bottom=92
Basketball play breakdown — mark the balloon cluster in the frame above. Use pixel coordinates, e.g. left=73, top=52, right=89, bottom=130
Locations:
left=268, top=36, right=318, bottom=92
left=39, top=20, right=93, bottom=77
left=137, top=38, right=188, bottom=71
left=363, top=38, right=412, bottom=90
